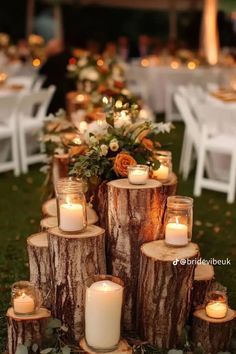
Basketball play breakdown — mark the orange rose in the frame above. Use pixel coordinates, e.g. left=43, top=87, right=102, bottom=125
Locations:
left=114, top=153, right=136, bottom=177
left=142, top=138, right=154, bottom=151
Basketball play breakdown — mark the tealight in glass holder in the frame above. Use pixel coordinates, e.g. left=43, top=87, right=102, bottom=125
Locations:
left=164, top=196, right=193, bottom=247
left=56, top=177, right=87, bottom=233
left=85, top=275, right=124, bottom=352
left=205, top=291, right=228, bottom=319
left=128, top=165, right=149, bottom=185
left=152, top=151, right=172, bottom=183
left=12, top=281, right=42, bottom=316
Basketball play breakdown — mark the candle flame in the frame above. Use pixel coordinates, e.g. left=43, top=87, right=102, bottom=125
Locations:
left=175, top=217, right=179, bottom=225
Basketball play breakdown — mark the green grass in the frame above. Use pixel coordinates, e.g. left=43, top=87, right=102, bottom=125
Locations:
left=0, top=121, right=236, bottom=351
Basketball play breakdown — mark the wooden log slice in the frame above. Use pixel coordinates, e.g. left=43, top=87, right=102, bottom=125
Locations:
left=27, top=232, right=51, bottom=309
left=48, top=225, right=106, bottom=344
left=137, top=240, right=199, bottom=349
left=191, top=264, right=215, bottom=311
left=107, top=177, right=177, bottom=331
left=191, top=308, right=236, bottom=354
left=7, top=307, right=51, bottom=354
left=80, top=338, right=132, bottom=354
left=40, top=216, right=58, bottom=232
left=42, top=198, right=99, bottom=225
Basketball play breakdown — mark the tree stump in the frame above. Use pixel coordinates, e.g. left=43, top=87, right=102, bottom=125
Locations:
left=107, top=177, right=177, bottom=331
left=137, top=240, right=199, bottom=349
left=48, top=225, right=106, bottom=344
left=79, top=338, right=132, bottom=354
left=40, top=216, right=58, bottom=232
left=27, top=232, right=51, bottom=309
left=42, top=198, right=99, bottom=225
left=191, top=264, right=215, bottom=311
left=6, top=307, right=51, bottom=354
left=191, top=308, right=236, bottom=354
left=52, top=154, right=69, bottom=190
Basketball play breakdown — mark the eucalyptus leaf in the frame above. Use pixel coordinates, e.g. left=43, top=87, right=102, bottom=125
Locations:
left=61, top=346, right=71, bottom=354
left=16, top=345, right=28, bottom=354
left=32, top=344, right=39, bottom=353
left=47, top=318, right=62, bottom=329
left=40, top=348, right=54, bottom=354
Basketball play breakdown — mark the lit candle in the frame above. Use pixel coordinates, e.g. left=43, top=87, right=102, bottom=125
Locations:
left=153, top=164, right=169, bottom=181
left=13, top=293, right=35, bottom=315
left=85, top=280, right=123, bottom=350
left=206, top=302, right=228, bottom=319
left=60, top=202, right=84, bottom=232
left=165, top=217, right=188, bottom=246
left=128, top=166, right=149, bottom=185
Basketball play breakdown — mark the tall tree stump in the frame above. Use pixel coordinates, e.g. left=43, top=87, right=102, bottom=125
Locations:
left=48, top=225, right=106, bottom=343
left=7, top=307, right=51, bottom=354
left=137, top=240, right=199, bottom=349
left=192, top=308, right=236, bottom=354
left=191, top=264, right=215, bottom=311
left=42, top=198, right=99, bottom=225
left=40, top=216, right=58, bottom=232
left=27, top=233, right=51, bottom=309
left=107, top=178, right=177, bottom=331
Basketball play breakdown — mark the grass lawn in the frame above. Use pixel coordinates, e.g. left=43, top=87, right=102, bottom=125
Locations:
left=0, top=121, right=236, bottom=351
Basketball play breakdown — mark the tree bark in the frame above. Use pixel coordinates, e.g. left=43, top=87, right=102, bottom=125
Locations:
left=27, top=233, right=52, bottom=310
left=40, top=216, right=58, bottom=232
left=191, top=308, right=236, bottom=354
left=107, top=177, right=177, bottom=332
left=48, top=225, right=106, bottom=344
left=7, top=307, right=51, bottom=354
left=191, top=264, right=215, bottom=312
left=137, top=240, right=199, bottom=349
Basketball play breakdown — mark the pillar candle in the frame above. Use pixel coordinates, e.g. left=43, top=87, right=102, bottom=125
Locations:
left=13, top=293, right=35, bottom=314
left=59, top=203, right=84, bottom=232
left=165, top=219, right=188, bottom=246
left=85, top=280, right=123, bottom=350
left=206, top=302, right=228, bottom=319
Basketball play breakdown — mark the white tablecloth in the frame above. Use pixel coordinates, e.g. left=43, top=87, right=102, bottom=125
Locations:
left=127, top=62, right=236, bottom=113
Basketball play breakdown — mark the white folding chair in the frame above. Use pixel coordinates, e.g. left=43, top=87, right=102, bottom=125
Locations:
left=175, top=93, right=236, bottom=203
left=7, top=76, right=35, bottom=92
left=17, top=86, right=55, bottom=173
left=32, top=75, right=45, bottom=92
left=0, top=95, right=20, bottom=176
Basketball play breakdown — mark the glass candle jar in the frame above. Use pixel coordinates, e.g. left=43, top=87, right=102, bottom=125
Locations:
left=164, top=196, right=193, bottom=247
left=205, top=291, right=228, bottom=319
left=56, top=177, right=87, bottom=233
left=127, top=165, right=149, bottom=185
left=85, top=275, right=124, bottom=352
left=12, top=281, right=42, bottom=316
left=152, top=151, right=172, bottom=183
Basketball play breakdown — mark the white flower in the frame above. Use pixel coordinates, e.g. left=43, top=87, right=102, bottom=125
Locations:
left=54, top=147, right=65, bottom=155
left=80, top=67, right=99, bottom=81
left=89, top=136, right=98, bottom=145
left=78, top=57, right=88, bottom=67
left=109, top=139, right=119, bottom=152
left=100, top=144, right=108, bottom=156
left=67, top=64, right=77, bottom=72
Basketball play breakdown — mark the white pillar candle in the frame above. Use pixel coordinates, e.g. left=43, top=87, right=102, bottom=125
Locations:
left=13, top=293, right=35, bottom=314
left=85, top=280, right=123, bottom=350
left=206, top=302, right=228, bottom=319
left=128, top=169, right=148, bottom=185
left=165, top=218, right=188, bottom=246
left=59, top=203, right=84, bottom=232
left=153, top=164, right=169, bottom=181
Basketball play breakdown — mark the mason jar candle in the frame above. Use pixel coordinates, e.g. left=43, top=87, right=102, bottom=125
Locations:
left=128, top=165, right=149, bottom=185
left=85, top=275, right=124, bottom=352
left=152, top=151, right=172, bottom=183
left=56, top=178, right=87, bottom=233
left=12, top=281, right=41, bottom=316
left=205, top=291, right=228, bottom=319
left=164, top=196, right=193, bottom=247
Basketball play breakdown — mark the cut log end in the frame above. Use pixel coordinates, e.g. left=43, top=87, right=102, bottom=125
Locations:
left=79, top=338, right=132, bottom=354
left=194, top=263, right=214, bottom=281
left=27, top=232, right=48, bottom=248
left=49, top=224, right=105, bottom=240
left=193, top=308, right=236, bottom=324
left=108, top=178, right=161, bottom=190
left=40, top=216, right=58, bottom=231
left=7, top=307, right=51, bottom=321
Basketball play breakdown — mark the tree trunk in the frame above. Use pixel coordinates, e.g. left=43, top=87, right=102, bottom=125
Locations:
left=137, top=240, right=199, bottom=349
left=48, top=225, right=106, bottom=344
left=27, top=232, right=52, bottom=309
left=107, top=177, right=177, bottom=332
left=80, top=338, right=132, bottom=354
left=191, top=308, right=235, bottom=354
left=191, top=264, right=215, bottom=312
left=40, top=216, right=58, bottom=232
left=7, top=307, right=51, bottom=354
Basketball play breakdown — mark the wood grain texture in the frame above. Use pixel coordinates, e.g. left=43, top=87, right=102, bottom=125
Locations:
left=191, top=264, right=215, bottom=312
left=137, top=240, right=199, bottom=349
left=191, top=308, right=236, bottom=354
left=40, top=216, right=58, bottom=232
left=48, top=225, right=106, bottom=344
